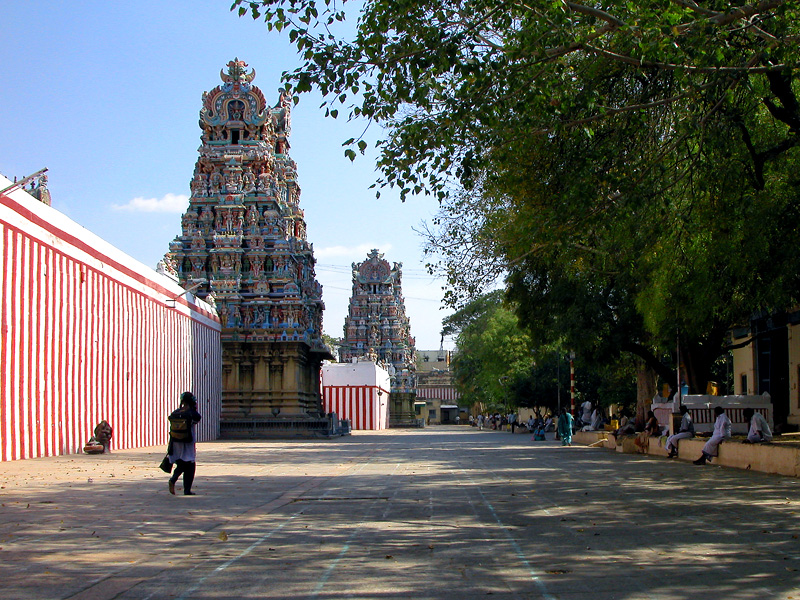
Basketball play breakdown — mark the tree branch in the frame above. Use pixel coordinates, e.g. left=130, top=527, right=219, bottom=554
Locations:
left=620, top=340, right=676, bottom=386
left=670, top=0, right=718, bottom=17
left=583, top=43, right=794, bottom=73
left=564, top=2, right=626, bottom=27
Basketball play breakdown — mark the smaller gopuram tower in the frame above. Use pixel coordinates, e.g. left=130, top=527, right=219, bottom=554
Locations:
left=165, top=59, right=332, bottom=437
left=340, top=250, right=417, bottom=426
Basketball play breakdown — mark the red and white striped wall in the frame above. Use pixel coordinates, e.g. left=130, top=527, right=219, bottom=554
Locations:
left=0, top=178, right=221, bottom=461
left=416, top=385, right=460, bottom=403
left=323, top=386, right=389, bottom=430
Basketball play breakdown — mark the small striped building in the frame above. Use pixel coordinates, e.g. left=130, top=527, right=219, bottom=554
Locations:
left=0, top=174, right=222, bottom=461
left=321, top=361, right=390, bottom=430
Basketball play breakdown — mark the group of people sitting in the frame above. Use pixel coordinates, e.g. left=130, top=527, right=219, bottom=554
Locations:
left=616, top=404, right=774, bottom=464
left=526, top=414, right=554, bottom=440
left=690, top=406, right=772, bottom=464
left=473, top=412, right=557, bottom=436
left=473, top=402, right=774, bottom=464
left=576, top=400, right=608, bottom=431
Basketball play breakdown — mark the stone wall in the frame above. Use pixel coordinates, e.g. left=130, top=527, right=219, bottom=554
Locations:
left=573, top=431, right=800, bottom=477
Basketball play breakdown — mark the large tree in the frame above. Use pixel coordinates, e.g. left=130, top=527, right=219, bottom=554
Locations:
left=444, top=292, right=638, bottom=414
left=442, top=291, right=537, bottom=409
left=236, top=0, right=800, bottom=391
left=235, top=0, right=799, bottom=194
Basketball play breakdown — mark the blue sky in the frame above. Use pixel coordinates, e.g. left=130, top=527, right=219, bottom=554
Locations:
left=0, top=1, right=455, bottom=351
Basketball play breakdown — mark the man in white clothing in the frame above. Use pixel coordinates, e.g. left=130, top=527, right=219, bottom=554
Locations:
left=580, top=400, right=593, bottom=427
left=666, top=405, right=694, bottom=458
left=742, top=407, right=773, bottom=443
left=590, top=408, right=604, bottom=431
left=694, top=406, right=731, bottom=465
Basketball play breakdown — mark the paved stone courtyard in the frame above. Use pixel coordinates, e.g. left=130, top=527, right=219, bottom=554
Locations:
left=1, top=426, right=799, bottom=599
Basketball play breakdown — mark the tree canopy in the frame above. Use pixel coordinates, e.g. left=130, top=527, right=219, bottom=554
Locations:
left=235, top=0, right=799, bottom=194
left=235, top=0, right=800, bottom=392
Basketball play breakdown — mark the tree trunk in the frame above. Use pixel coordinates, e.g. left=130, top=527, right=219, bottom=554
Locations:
left=682, top=332, right=726, bottom=395
left=635, top=360, right=658, bottom=430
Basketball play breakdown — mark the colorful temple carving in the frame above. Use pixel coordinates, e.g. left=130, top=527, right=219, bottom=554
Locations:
left=165, top=59, right=332, bottom=437
left=339, top=249, right=418, bottom=426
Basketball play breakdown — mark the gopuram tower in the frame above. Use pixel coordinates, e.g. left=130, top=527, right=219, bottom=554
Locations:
left=165, top=59, right=333, bottom=437
left=340, top=250, right=418, bottom=426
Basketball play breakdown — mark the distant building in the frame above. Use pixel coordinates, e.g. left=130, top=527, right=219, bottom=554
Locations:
left=339, top=249, right=417, bottom=426
left=415, top=350, right=460, bottom=424
left=166, top=59, right=332, bottom=438
left=416, top=348, right=452, bottom=373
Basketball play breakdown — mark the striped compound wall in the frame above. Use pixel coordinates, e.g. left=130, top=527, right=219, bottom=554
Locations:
left=0, top=177, right=221, bottom=461
left=323, top=385, right=389, bottom=430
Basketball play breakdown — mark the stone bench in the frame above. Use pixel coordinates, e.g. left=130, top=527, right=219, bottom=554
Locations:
left=571, top=430, right=611, bottom=447
left=574, top=432, right=800, bottom=477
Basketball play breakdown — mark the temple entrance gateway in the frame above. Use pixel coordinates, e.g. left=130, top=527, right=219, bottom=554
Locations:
left=165, top=59, right=333, bottom=437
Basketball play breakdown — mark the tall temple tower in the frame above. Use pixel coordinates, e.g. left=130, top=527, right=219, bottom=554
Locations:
left=165, top=59, right=333, bottom=437
left=340, top=249, right=418, bottom=426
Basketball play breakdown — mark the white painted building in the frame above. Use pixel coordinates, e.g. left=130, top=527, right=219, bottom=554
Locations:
left=321, top=360, right=391, bottom=430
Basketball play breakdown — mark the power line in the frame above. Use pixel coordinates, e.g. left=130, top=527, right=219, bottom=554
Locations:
left=321, top=284, right=443, bottom=303
left=315, top=262, right=437, bottom=279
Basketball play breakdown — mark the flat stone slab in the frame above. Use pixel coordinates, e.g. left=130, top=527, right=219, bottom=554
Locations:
left=1, top=427, right=800, bottom=599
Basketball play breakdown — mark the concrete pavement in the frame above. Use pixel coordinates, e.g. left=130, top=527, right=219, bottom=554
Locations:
left=1, top=426, right=799, bottom=599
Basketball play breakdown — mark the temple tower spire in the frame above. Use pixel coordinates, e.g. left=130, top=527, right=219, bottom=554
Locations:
left=340, top=249, right=417, bottom=426
left=165, top=59, right=332, bottom=437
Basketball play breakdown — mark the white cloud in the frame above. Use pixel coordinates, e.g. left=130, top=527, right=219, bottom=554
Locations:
left=112, top=193, right=188, bottom=213
left=315, top=243, right=393, bottom=260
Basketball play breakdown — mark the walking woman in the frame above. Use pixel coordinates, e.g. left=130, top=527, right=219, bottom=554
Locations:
left=557, top=407, right=573, bottom=446
left=168, top=391, right=202, bottom=495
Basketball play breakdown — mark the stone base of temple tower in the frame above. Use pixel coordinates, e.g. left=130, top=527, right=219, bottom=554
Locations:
left=389, top=392, right=422, bottom=427
left=219, top=339, right=337, bottom=438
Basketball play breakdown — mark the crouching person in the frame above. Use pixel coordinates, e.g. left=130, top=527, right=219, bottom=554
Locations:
left=742, top=408, right=773, bottom=444
left=694, top=406, right=731, bottom=465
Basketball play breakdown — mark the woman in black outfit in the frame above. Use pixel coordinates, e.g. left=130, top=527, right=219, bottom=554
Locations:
left=168, top=392, right=202, bottom=495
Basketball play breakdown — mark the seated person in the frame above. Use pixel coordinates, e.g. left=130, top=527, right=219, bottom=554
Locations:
left=544, top=415, right=554, bottom=432
left=694, top=406, right=731, bottom=464
left=645, top=411, right=661, bottom=435
left=615, top=410, right=636, bottom=436
left=93, top=420, right=113, bottom=453
left=742, top=407, right=773, bottom=443
left=635, top=410, right=661, bottom=450
left=590, top=408, right=605, bottom=431
left=666, top=405, right=694, bottom=458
